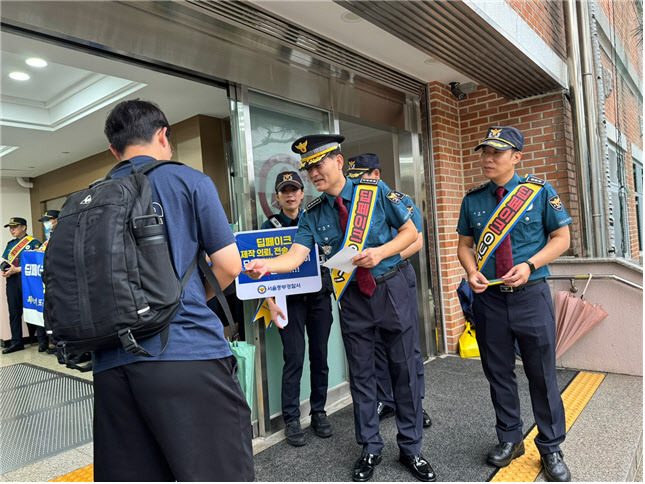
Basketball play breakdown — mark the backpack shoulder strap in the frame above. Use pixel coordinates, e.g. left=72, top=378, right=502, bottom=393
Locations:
left=137, top=160, right=184, bottom=175
left=105, top=160, right=136, bottom=179
left=198, top=255, right=238, bottom=342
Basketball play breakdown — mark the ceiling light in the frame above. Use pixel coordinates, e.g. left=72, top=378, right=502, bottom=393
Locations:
left=26, top=58, right=47, bottom=68
left=9, top=72, right=30, bottom=81
left=341, top=12, right=362, bottom=22
left=424, top=57, right=438, bottom=65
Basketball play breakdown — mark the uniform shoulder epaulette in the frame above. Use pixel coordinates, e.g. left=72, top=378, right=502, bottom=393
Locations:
left=466, top=183, right=487, bottom=195
left=359, top=177, right=379, bottom=186
left=306, top=195, right=324, bottom=211
left=522, top=175, right=546, bottom=186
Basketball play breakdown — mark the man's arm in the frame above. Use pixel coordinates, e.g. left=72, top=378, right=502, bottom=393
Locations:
left=204, top=243, right=242, bottom=300
left=352, top=219, right=417, bottom=268
left=244, top=243, right=311, bottom=279
left=400, top=232, right=423, bottom=260
left=457, top=235, right=489, bottom=293
left=500, top=225, right=570, bottom=286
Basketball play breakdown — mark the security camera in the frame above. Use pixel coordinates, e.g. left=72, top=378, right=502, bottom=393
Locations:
left=449, top=82, right=466, bottom=100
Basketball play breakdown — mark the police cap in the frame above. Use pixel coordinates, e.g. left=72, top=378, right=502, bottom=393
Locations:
left=4, top=217, right=27, bottom=228
left=346, top=153, right=380, bottom=179
left=275, top=171, right=304, bottom=192
left=475, top=126, right=524, bottom=152
left=38, top=210, right=60, bottom=222
left=291, top=134, right=345, bottom=170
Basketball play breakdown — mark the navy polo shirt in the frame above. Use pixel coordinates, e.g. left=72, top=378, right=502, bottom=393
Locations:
left=457, top=173, right=572, bottom=280
left=293, top=177, right=411, bottom=277
left=93, top=155, right=235, bottom=374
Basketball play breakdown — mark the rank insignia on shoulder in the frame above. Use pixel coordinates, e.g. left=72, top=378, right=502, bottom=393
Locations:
left=359, top=177, right=379, bottom=186
left=548, top=195, right=563, bottom=212
left=406, top=205, right=414, bottom=214
left=306, top=195, right=324, bottom=211
left=386, top=190, right=401, bottom=204
left=466, top=184, right=487, bottom=195
left=523, top=175, right=546, bottom=186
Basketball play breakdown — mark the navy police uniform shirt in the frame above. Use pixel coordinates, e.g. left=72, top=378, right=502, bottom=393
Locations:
left=260, top=209, right=301, bottom=230
left=457, top=173, right=572, bottom=281
left=3, top=237, right=42, bottom=266
left=293, top=177, right=411, bottom=277
left=94, top=155, right=235, bottom=374
left=390, top=192, right=422, bottom=237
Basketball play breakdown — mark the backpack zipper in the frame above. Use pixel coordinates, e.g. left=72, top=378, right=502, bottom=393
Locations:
left=74, top=212, right=91, bottom=326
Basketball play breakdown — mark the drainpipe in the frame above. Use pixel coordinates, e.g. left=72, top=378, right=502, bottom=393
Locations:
left=15, top=177, right=33, bottom=189
left=577, top=0, right=608, bottom=257
left=564, top=0, right=595, bottom=257
left=588, top=0, right=616, bottom=256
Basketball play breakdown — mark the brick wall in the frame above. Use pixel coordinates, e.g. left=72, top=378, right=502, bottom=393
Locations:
left=429, top=82, right=580, bottom=353
left=505, top=0, right=567, bottom=60
left=599, top=0, right=643, bottom=76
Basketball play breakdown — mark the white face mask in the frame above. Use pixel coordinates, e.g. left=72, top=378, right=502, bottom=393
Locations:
left=44, top=221, right=54, bottom=231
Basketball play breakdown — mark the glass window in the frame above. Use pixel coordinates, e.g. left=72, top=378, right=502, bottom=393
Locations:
left=634, top=160, right=643, bottom=252
left=608, top=144, right=630, bottom=257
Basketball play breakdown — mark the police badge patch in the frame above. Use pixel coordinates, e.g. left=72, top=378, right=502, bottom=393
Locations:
left=549, top=195, right=563, bottom=212
left=386, top=190, right=404, bottom=204
left=321, top=245, right=332, bottom=256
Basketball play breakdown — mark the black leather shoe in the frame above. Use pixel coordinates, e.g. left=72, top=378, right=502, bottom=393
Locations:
left=2, top=344, right=25, bottom=354
left=399, top=453, right=436, bottom=482
left=284, top=420, right=305, bottom=447
left=541, top=451, right=571, bottom=482
left=46, top=347, right=57, bottom=355
left=38, top=341, right=49, bottom=352
left=487, top=441, right=525, bottom=467
left=352, top=452, right=382, bottom=482
left=377, top=401, right=395, bottom=421
left=311, top=412, right=332, bottom=438
left=422, top=409, right=432, bottom=428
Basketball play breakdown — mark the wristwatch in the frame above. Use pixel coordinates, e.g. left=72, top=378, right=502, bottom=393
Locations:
left=523, top=260, right=536, bottom=273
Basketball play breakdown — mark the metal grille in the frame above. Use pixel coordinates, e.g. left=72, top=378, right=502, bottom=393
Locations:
left=184, top=0, right=425, bottom=97
left=336, top=0, right=563, bottom=99
left=0, top=364, right=93, bottom=474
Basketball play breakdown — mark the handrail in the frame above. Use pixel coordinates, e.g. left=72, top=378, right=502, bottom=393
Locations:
left=548, top=274, right=643, bottom=292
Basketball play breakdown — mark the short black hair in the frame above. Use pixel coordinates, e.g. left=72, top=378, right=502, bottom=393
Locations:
left=104, top=99, right=170, bottom=155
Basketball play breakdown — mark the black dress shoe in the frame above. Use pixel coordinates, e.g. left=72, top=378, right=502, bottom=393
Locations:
left=399, top=453, right=436, bottom=482
left=311, top=412, right=332, bottom=438
left=38, top=341, right=49, bottom=352
left=541, top=451, right=571, bottom=482
left=2, top=344, right=25, bottom=354
left=46, top=347, right=57, bottom=355
left=487, top=441, right=525, bottom=467
left=352, top=452, right=382, bottom=482
left=422, top=409, right=432, bottom=428
left=284, top=420, right=305, bottom=447
left=377, top=401, right=395, bottom=421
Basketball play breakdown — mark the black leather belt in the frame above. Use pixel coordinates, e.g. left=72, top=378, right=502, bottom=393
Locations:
left=493, top=277, right=546, bottom=293
left=349, top=259, right=410, bottom=286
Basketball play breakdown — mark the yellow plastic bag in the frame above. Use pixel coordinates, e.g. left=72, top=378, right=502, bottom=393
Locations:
left=459, top=321, right=480, bottom=358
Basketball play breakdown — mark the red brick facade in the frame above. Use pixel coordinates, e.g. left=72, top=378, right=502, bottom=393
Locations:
left=429, top=82, right=580, bottom=352
left=505, top=0, right=567, bottom=61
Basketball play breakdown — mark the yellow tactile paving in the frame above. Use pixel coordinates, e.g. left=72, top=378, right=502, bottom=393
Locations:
left=491, top=371, right=605, bottom=482
left=50, top=464, right=93, bottom=482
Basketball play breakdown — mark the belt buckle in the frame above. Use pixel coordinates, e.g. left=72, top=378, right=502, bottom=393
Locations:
left=500, top=285, right=514, bottom=293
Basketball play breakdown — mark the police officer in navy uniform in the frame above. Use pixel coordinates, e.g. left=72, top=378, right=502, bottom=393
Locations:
left=346, top=154, right=432, bottom=429
left=261, top=171, right=334, bottom=447
left=457, top=126, right=572, bottom=482
left=2, top=217, right=42, bottom=353
left=246, top=135, right=436, bottom=482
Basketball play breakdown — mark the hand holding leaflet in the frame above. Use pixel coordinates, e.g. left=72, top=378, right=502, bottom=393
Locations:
left=322, top=246, right=359, bottom=273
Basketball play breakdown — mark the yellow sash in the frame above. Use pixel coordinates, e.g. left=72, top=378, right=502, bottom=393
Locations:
left=8, top=236, right=34, bottom=266
left=475, top=183, right=543, bottom=272
left=331, top=180, right=379, bottom=301
left=252, top=298, right=273, bottom=330
left=38, top=238, right=50, bottom=252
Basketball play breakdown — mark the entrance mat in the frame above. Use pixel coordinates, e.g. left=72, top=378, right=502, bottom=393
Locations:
left=253, top=356, right=577, bottom=482
left=0, top=363, right=93, bottom=474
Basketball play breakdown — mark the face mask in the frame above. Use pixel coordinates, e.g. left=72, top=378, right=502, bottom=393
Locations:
left=44, top=221, right=53, bottom=231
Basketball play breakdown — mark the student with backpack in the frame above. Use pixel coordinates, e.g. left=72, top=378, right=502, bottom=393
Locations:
left=59, top=100, right=253, bottom=481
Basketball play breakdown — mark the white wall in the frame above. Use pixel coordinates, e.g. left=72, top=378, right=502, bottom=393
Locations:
left=0, top=177, right=34, bottom=343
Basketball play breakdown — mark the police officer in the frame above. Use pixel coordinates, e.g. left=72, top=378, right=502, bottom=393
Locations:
left=457, top=126, right=572, bottom=482
left=261, top=171, right=334, bottom=447
left=38, top=210, right=60, bottom=353
left=246, top=135, right=436, bottom=482
left=346, top=154, right=432, bottom=429
left=2, top=217, right=41, bottom=353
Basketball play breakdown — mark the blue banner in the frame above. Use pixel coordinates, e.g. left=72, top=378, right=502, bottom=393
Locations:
left=235, top=227, right=321, bottom=300
left=21, top=250, right=45, bottom=326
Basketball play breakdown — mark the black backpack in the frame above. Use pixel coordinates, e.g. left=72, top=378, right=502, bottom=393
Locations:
left=43, top=160, right=205, bottom=370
